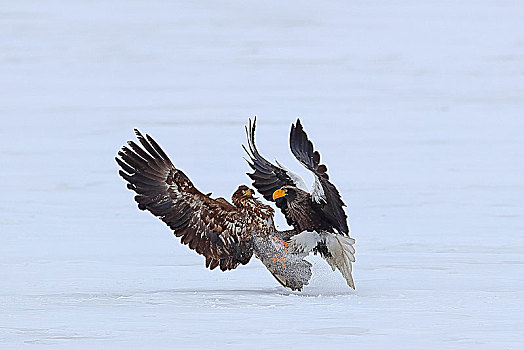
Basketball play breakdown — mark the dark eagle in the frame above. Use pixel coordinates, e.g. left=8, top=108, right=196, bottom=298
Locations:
left=116, top=129, right=312, bottom=291
left=243, top=118, right=356, bottom=288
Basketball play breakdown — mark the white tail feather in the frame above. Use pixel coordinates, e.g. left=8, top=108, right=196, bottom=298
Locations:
left=324, top=234, right=356, bottom=289
left=288, top=231, right=356, bottom=289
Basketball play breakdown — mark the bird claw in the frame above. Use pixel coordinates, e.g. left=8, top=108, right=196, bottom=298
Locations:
left=287, top=240, right=299, bottom=253
left=273, top=236, right=290, bottom=249
left=269, top=254, right=287, bottom=268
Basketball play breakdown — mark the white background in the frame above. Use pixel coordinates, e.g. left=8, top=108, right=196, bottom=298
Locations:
left=1, top=1, right=523, bottom=348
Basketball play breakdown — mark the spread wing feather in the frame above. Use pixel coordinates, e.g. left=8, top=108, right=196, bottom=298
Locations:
left=290, top=119, right=349, bottom=234
left=243, top=117, right=298, bottom=202
left=116, top=129, right=253, bottom=271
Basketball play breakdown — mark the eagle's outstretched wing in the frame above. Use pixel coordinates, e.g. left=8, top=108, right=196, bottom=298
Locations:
left=116, top=129, right=253, bottom=271
left=290, top=119, right=349, bottom=234
left=243, top=117, right=306, bottom=218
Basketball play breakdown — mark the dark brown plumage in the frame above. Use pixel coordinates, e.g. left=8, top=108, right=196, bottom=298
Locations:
left=115, top=129, right=314, bottom=291
left=116, top=129, right=274, bottom=271
left=274, top=187, right=327, bottom=233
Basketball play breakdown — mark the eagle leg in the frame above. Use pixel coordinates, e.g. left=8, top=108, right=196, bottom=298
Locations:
left=272, top=236, right=289, bottom=250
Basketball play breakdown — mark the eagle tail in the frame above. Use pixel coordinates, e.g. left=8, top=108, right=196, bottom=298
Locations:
left=324, top=234, right=356, bottom=289
left=287, top=231, right=356, bottom=289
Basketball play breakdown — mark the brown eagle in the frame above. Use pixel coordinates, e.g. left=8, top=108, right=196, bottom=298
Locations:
left=243, top=118, right=356, bottom=288
left=116, top=129, right=312, bottom=291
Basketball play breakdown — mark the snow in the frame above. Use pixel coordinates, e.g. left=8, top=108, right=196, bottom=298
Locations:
left=1, top=0, right=523, bottom=348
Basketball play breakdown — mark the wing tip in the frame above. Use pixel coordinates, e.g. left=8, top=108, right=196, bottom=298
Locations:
left=133, top=128, right=144, bottom=139
left=295, top=117, right=302, bottom=128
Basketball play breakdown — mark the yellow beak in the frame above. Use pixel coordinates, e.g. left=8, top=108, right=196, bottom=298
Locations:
left=272, top=189, right=287, bottom=200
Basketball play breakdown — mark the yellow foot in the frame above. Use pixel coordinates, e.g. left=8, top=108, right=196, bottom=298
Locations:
left=270, top=255, right=287, bottom=268
left=273, top=236, right=290, bottom=250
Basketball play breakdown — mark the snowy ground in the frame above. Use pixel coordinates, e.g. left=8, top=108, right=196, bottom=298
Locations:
left=1, top=1, right=524, bottom=348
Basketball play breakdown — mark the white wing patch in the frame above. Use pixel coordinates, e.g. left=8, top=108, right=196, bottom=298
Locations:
left=275, top=159, right=309, bottom=192
left=289, top=231, right=321, bottom=253
left=311, top=176, right=326, bottom=204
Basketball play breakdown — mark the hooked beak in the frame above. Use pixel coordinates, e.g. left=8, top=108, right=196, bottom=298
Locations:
left=272, top=189, right=287, bottom=200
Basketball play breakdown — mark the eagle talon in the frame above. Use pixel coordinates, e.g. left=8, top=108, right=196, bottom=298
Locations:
left=269, top=254, right=287, bottom=268
left=273, top=236, right=290, bottom=250
left=287, top=241, right=298, bottom=253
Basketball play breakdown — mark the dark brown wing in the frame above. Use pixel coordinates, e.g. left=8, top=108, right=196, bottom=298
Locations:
left=116, top=129, right=253, bottom=271
left=290, top=119, right=349, bottom=234
left=243, top=117, right=297, bottom=202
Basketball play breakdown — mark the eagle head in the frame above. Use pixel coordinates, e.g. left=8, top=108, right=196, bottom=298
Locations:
left=272, top=186, right=297, bottom=205
left=232, top=185, right=255, bottom=207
